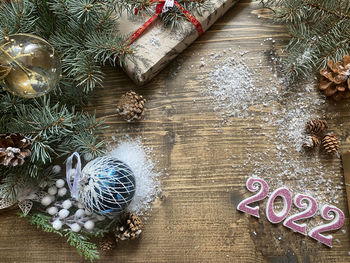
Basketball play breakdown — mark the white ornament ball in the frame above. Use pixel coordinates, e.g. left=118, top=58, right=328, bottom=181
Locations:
left=55, top=179, right=65, bottom=188
left=57, top=187, right=67, bottom=197
left=84, top=220, right=95, bottom=230
left=58, top=209, right=70, bottom=219
left=75, top=209, right=85, bottom=218
left=48, top=186, right=58, bottom=196
left=70, top=223, right=81, bottom=233
left=52, top=220, right=62, bottom=230
left=52, top=165, right=62, bottom=174
left=41, top=196, right=52, bottom=206
left=62, top=200, right=72, bottom=210
left=47, top=207, right=58, bottom=215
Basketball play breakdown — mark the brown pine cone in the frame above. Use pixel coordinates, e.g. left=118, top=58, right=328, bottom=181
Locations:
left=322, top=134, right=339, bottom=154
left=302, top=134, right=320, bottom=150
left=0, top=133, right=31, bottom=166
left=100, top=234, right=117, bottom=251
left=114, top=213, right=143, bottom=241
left=319, top=55, right=350, bottom=101
left=116, top=91, right=146, bottom=122
left=305, top=119, right=328, bottom=135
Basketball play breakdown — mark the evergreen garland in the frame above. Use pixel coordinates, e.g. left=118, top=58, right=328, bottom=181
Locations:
left=262, top=0, right=350, bottom=80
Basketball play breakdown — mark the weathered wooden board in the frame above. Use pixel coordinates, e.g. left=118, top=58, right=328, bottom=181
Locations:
left=1, top=1, right=350, bottom=262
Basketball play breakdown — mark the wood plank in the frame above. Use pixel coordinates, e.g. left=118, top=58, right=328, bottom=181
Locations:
left=1, top=1, right=350, bottom=262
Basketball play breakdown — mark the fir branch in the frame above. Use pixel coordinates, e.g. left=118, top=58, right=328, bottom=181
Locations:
left=24, top=212, right=63, bottom=236
left=262, top=0, right=350, bottom=80
left=64, top=230, right=99, bottom=262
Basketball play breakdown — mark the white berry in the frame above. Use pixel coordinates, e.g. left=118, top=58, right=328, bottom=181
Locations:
left=75, top=209, right=85, bottom=218
left=84, top=209, right=92, bottom=216
left=41, top=196, right=52, bottom=206
left=70, top=223, right=81, bottom=233
left=47, top=207, right=58, bottom=215
left=84, top=220, right=95, bottom=230
left=55, top=179, right=65, bottom=188
left=48, top=186, right=58, bottom=196
left=52, top=165, right=62, bottom=174
left=58, top=209, right=70, bottom=219
left=96, top=215, right=105, bottom=221
left=57, top=187, right=67, bottom=197
left=49, top=195, right=56, bottom=202
left=52, top=220, right=62, bottom=230
left=83, top=152, right=93, bottom=161
left=77, top=203, right=84, bottom=209
left=62, top=200, right=72, bottom=210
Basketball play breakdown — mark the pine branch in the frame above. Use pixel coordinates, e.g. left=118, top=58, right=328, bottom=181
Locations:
left=24, top=212, right=63, bottom=236
left=64, top=230, right=99, bottom=262
left=262, top=0, right=350, bottom=80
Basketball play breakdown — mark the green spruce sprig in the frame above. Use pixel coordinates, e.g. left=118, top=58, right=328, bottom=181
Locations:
left=261, top=0, right=350, bottom=80
left=24, top=212, right=100, bottom=262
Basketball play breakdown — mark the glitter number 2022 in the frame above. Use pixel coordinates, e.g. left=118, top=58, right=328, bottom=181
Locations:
left=236, top=177, right=345, bottom=247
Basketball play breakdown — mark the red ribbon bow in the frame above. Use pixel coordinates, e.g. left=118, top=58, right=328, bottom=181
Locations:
left=124, top=0, right=203, bottom=46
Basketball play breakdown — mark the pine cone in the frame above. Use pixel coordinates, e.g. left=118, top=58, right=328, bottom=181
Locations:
left=319, top=55, right=350, bottom=101
left=114, top=213, right=143, bottom=241
left=0, top=133, right=31, bottom=166
left=116, top=91, right=146, bottom=122
left=302, top=134, right=320, bottom=150
left=100, top=234, right=117, bottom=251
left=322, top=134, right=339, bottom=154
left=305, top=119, right=328, bottom=135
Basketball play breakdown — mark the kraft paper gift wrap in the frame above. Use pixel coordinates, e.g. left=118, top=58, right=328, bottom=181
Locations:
left=118, top=0, right=239, bottom=86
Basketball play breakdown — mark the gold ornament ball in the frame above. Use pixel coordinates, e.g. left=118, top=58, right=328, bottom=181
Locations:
left=0, top=33, right=61, bottom=98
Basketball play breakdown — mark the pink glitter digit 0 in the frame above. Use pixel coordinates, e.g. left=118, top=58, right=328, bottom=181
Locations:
left=308, top=205, right=345, bottom=247
left=266, top=187, right=292, bottom=224
left=283, top=194, right=317, bottom=235
left=237, top=177, right=269, bottom=218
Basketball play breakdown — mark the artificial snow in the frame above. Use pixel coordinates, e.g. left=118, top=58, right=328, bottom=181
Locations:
left=108, top=139, right=161, bottom=216
left=199, top=45, right=345, bottom=211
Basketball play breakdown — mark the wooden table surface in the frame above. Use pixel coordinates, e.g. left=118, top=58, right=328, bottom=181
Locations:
left=1, top=1, right=350, bottom=262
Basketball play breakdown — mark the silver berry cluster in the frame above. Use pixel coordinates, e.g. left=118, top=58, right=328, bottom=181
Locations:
left=40, top=165, right=105, bottom=232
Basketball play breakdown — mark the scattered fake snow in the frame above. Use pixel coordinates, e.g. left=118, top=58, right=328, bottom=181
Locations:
left=108, top=139, right=161, bottom=216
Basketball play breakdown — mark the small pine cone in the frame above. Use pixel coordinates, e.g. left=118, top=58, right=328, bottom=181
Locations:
left=114, top=213, right=143, bottom=241
left=116, top=91, right=146, bottom=122
left=322, top=134, right=339, bottom=154
left=305, top=119, right=328, bottom=135
left=302, top=134, right=320, bottom=150
left=100, top=234, right=117, bottom=251
left=0, top=133, right=31, bottom=166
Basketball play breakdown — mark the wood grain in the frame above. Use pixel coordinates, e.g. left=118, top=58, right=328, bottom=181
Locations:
left=1, top=1, right=350, bottom=262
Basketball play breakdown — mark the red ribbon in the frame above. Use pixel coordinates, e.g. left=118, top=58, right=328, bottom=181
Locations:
left=124, top=0, right=203, bottom=46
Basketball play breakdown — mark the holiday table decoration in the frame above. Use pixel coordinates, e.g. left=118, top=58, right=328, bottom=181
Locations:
left=116, top=91, right=147, bottom=122
left=319, top=55, right=350, bottom=101
left=117, top=0, right=240, bottom=85
left=0, top=33, right=62, bottom=98
left=237, top=177, right=345, bottom=247
left=66, top=152, right=136, bottom=217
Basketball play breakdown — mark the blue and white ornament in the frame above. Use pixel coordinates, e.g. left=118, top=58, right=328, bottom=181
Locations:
left=66, top=153, right=136, bottom=217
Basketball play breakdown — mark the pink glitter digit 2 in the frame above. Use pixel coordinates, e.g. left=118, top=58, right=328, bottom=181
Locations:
left=237, top=177, right=269, bottom=218
left=266, top=187, right=292, bottom=224
left=283, top=194, right=317, bottom=235
left=308, top=205, right=345, bottom=247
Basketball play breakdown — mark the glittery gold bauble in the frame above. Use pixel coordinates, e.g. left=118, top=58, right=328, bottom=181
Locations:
left=0, top=34, right=61, bottom=98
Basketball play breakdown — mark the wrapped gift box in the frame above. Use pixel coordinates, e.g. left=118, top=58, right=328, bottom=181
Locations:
left=118, top=0, right=239, bottom=85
